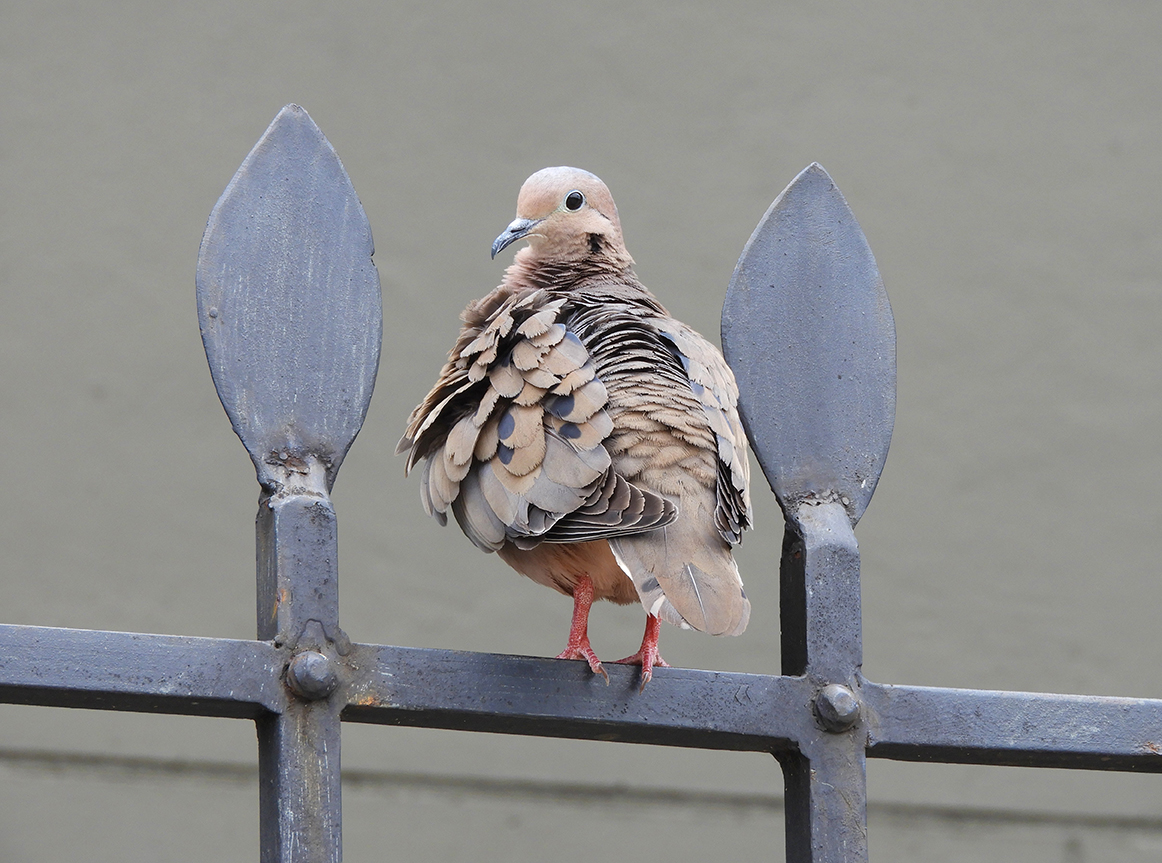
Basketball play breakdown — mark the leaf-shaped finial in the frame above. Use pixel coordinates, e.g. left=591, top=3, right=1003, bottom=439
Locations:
left=196, top=105, right=382, bottom=494
left=722, top=164, right=895, bottom=525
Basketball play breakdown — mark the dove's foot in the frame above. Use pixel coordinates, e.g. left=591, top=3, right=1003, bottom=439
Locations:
left=615, top=613, right=669, bottom=690
left=556, top=575, right=608, bottom=683
left=556, top=639, right=608, bottom=683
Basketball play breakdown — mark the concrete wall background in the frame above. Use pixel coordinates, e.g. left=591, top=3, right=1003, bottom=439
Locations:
left=2, top=1, right=1161, bottom=860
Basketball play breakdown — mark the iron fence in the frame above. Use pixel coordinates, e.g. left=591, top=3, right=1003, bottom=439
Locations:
left=1, top=104, right=1159, bottom=862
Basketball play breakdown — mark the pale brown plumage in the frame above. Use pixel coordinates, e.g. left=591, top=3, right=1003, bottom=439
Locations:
left=398, top=167, right=752, bottom=684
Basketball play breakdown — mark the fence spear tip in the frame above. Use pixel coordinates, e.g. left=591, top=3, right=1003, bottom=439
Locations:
left=196, top=105, right=382, bottom=495
left=722, top=163, right=895, bottom=526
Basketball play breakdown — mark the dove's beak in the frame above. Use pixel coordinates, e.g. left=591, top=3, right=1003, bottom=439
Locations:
left=491, top=218, right=543, bottom=259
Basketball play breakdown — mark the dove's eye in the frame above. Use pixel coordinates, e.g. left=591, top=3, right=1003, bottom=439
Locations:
left=564, top=191, right=585, bottom=211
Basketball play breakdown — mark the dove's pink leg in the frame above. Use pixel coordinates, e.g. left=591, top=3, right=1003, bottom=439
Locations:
left=556, top=575, right=608, bottom=683
left=615, top=614, right=670, bottom=690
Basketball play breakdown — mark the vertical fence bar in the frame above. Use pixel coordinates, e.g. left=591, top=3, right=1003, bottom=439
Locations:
left=257, top=487, right=346, bottom=863
left=723, top=163, right=896, bottom=863
left=780, top=739, right=867, bottom=863
left=777, top=501, right=867, bottom=862
left=196, top=104, right=382, bottom=863
left=779, top=503, right=862, bottom=681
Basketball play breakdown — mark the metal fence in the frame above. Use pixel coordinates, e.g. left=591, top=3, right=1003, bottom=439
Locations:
left=1, top=104, right=1159, bottom=862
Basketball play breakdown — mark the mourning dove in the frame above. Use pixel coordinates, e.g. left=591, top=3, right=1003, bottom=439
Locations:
left=398, top=167, right=751, bottom=687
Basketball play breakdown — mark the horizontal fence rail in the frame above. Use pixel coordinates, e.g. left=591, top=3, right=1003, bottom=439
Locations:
left=6, top=626, right=1159, bottom=771
left=0, top=104, right=1158, bottom=862
left=0, top=625, right=284, bottom=717
left=864, top=683, right=1162, bottom=772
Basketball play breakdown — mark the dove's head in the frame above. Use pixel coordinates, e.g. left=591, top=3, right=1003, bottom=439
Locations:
left=491, top=167, right=634, bottom=267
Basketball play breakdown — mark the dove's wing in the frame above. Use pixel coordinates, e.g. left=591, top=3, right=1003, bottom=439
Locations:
left=398, top=287, right=676, bottom=554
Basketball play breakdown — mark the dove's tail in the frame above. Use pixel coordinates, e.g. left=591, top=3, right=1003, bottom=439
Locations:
left=610, top=497, right=749, bottom=637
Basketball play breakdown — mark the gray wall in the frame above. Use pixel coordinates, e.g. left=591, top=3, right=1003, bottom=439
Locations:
left=2, top=1, right=1161, bottom=860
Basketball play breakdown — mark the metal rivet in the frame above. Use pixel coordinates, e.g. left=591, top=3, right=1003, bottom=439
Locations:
left=208, top=307, right=218, bottom=318
left=815, top=683, right=860, bottom=732
left=286, top=650, right=339, bottom=700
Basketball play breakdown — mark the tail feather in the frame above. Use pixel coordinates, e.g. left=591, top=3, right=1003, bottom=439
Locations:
left=610, top=501, right=749, bottom=637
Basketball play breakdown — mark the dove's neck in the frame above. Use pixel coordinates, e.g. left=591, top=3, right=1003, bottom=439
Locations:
left=503, top=249, right=651, bottom=297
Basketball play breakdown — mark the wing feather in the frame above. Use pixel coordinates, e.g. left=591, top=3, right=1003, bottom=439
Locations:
left=399, top=286, right=675, bottom=554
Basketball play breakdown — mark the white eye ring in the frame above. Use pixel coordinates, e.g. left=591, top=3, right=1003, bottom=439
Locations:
left=564, top=190, right=585, bottom=211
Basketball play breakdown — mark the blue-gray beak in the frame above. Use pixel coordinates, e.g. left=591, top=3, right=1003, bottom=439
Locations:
left=491, top=218, right=542, bottom=259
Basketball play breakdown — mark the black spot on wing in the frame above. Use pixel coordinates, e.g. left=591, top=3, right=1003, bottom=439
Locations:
left=549, top=394, right=575, bottom=418
left=498, top=411, right=515, bottom=441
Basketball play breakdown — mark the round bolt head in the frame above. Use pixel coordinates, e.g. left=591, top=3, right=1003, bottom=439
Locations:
left=286, top=650, right=339, bottom=700
left=815, top=683, right=860, bottom=732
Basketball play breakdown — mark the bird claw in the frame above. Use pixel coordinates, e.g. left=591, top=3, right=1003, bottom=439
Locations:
left=614, top=648, right=669, bottom=691
left=614, top=614, right=668, bottom=691
left=556, top=643, right=609, bottom=684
